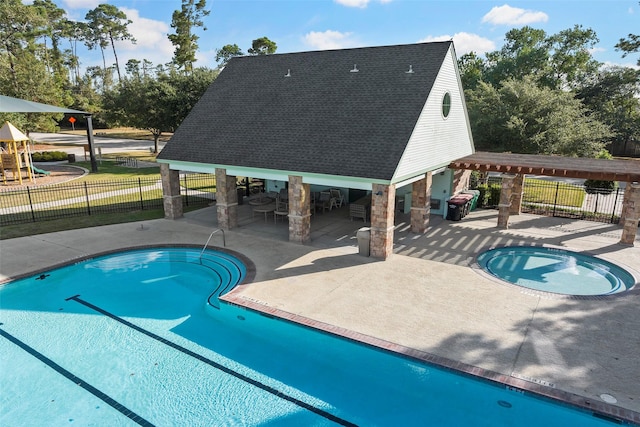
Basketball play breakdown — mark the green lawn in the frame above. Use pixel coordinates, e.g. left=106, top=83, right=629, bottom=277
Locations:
left=523, top=178, right=585, bottom=208
left=0, top=163, right=162, bottom=208
left=0, top=210, right=165, bottom=240
left=0, top=204, right=208, bottom=240
left=0, top=160, right=215, bottom=237
left=74, top=160, right=160, bottom=181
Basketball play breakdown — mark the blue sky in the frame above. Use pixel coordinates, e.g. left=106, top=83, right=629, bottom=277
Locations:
left=49, top=0, right=639, bottom=71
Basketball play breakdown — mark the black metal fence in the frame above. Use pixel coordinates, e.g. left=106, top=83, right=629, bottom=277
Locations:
left=2, top=172, right=626, bottom=227
left=473, top=176, right=625, bottom=224
left=0, top=173, right=216, bottom=226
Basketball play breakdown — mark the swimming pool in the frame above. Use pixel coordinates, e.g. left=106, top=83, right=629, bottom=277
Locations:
left=476, top=246, right=636, bottom=296
left=0, top=247, right=631, bottom=426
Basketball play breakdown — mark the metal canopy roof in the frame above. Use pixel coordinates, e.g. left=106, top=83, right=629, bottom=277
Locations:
left=0, top=95, right=88, bottom=114
left=449, top=152, right=640, bottom=182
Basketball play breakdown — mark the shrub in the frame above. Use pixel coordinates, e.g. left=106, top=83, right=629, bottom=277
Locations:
left=488, top=184, right=502, bottom=206
left=31, top=151, right=68, bottom=162
left=476, top=184, right=488, bottom=207
left=584, top=179, right=616, bottom=195
left=584, top=149, right=617, bottom=195
left=470, top=171, right=481, bottom=188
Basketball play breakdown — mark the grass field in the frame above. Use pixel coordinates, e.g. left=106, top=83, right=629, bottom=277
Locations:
left=73, top=161, right=160, bottom=181
left=524, top=178, right=585, bottom=208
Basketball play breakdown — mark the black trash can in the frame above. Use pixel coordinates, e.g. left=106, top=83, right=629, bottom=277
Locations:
left=447, top=203, right=462, bottom=221
left=237, top=187, right=244, bottom=205
left=67, top=153, right=76, bottom=163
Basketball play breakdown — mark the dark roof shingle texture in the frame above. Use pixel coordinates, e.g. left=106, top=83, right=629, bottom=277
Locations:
left=158, top=42, right=452, bottom=181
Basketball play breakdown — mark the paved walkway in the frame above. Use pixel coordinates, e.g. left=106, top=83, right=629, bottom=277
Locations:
left=1, top=207, right=639, bottom=424
left=29, top=132, right=166, bottom=156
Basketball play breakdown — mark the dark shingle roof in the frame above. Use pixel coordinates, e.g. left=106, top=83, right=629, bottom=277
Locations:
left=158, top=41, right=452, bottom=181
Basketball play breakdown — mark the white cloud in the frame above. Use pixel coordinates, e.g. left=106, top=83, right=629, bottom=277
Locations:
left=601, top=60, right=640, bottom=70
left=61, top=0, right=101, bottom=9
left=196, top=48, right=218, bottom=68
left=419, top=32, right=496, bottom=56
left=482, top=4, right=548, bottom=26
left=335, top=0, right=369, bottom=7
left=334, top=0, right=392, bottom=8
left=118, top=8, right=170, bottom=51
left=303, top=30, right=358, bottom=50
left=114, top=7, right=174, bottom=66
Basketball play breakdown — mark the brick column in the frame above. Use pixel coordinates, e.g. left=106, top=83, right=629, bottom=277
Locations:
left=370, top=183, right=395, bottom=259
left=509, top=173, right=525, bottom=215
left=619, top=182, right=640, bottom=245
left=160, top=163, right=183, bottom=219
left=410, top=172, right=432, bottom=233
left=215, top=168, right=238, bottom=230
left=497, top=174, right=516, bottom=229
left=288, top=175, right=311, bottom=243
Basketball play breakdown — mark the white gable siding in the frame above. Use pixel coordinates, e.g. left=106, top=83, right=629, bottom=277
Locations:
left=392, top=46, right=474, bottom=183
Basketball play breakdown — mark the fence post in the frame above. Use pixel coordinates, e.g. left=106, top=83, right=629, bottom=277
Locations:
left=27, top=186, right=36, bottom=222
left=138, top=177, right=144, bottom=210
left=552, top=181, right=559, bottom=217
left=611, top=188, right=621, bottom=224
left=183, top=174, right=189, bottom=206
left=84, top=182, right=91, bottom=215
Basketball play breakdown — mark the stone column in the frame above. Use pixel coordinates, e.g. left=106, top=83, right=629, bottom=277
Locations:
left=288, top=175, right=311, bottom=244
left=497, top=174, right=516, bottom=229
left=619, top=182, right=640, bottom=245
left=160, top=163, right=183, bottom=219
left=410, top=172, right=432, bottom=233
left=215, top=168, right=238, bottom=230
left=509, top=173, right=525, bottom=215
left=370, top=183, right=396, bottom=259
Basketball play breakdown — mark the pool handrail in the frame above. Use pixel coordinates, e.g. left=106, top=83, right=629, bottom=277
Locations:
left=199, top=228, right=226, bottom=262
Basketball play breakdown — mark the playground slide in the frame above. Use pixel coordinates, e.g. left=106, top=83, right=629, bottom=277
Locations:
left=29, top=165, right=50, bottom=176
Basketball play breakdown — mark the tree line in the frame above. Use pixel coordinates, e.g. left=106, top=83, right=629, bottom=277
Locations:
left=0, top=0, right=275, bottom=152
left=1, top=0, right=638, bottom=158
left=459, top=21, right=639, bottom=158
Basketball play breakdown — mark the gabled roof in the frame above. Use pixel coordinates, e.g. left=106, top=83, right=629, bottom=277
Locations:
left=158, top=42, right=453, bottom=181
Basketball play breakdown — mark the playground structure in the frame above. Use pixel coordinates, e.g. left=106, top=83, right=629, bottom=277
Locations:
left=0, top=121, right=35, bottom=185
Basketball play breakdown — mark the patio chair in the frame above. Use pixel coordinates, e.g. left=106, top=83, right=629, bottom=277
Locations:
left=276, top=198, right=288, bottom=212
left=278, top=188, right=288, bottom=201
left=330, top=189, right=344, bottom=208
left=315, top=191, right=333, bottom=214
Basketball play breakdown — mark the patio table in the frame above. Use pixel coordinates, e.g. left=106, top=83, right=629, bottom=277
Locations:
left=248, top=195, right=274, bottom=206
left=253, top=204, right=276, bottom=222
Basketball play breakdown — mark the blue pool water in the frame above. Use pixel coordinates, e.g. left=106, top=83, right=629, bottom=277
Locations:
left=476, top=246, right=636, bottom=296
left=0, top=247, right=628, bottom=426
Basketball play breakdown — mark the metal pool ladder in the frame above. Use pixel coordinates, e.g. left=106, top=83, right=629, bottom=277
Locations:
left=199, top=228, right=225, bottom=262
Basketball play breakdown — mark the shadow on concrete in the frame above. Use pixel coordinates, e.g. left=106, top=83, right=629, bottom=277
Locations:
left=422, top=290, right=640, bottom=412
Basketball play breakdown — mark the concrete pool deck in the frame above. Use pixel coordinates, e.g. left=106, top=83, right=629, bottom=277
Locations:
left=1, top=205, right=639, bottom=424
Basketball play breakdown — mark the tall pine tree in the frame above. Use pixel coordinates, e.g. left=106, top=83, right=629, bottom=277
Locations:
left=168, top=0, right=209, bottom=74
